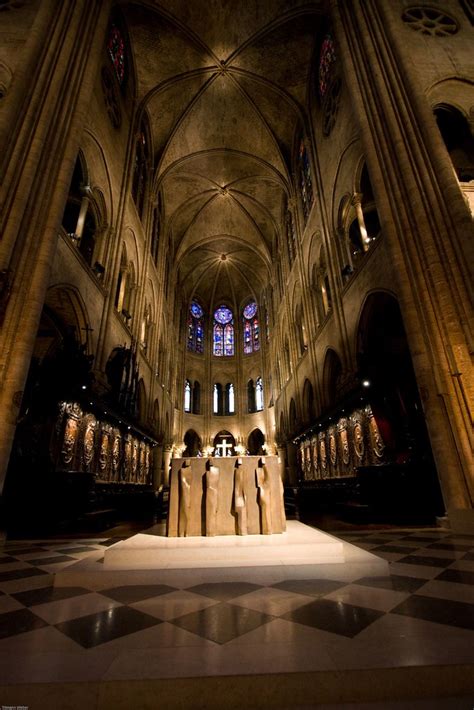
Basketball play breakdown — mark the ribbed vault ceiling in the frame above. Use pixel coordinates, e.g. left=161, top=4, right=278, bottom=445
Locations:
left=124, top=0, right=324, bottom=309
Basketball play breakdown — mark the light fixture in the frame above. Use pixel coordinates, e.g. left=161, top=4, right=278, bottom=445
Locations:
left=362, top=380, right=370, bottom=387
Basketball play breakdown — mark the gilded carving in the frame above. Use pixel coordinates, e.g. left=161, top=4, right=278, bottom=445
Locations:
left=319, top=431, right=327, bottom=475
left=111, top=429, right=121, bottom=481
left=367, top=407, right=385, bottom=459
left=338, top=418, right=350, bottom=466
left=61, top=416, right=78, bottom=465
left=329, top=426, right=337, bottom=468
left=82, top=416, right=96, bottom=471
left=352, top=418, right=364, bottom=461
left=124, top=435, right=133, bottom=481
left=98, top=426, right=110, bottom=478
left=311, top=437, right=319, bottom=478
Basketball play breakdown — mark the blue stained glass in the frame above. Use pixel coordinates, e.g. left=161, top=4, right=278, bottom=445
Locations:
left=191, top=301, right=203, bottom=319
left=224, top=323, right=234, bottom=356
left=253, top=319, right=260, bottom=350
left=213, top=323, right=223, bottom=356
left=188, top=301, right=204, bottom=353
left=244, top=321, right=252, bottom=354
left=243, top=301, right=257, bottom=320
left=214, top=306, right=233, bottom=325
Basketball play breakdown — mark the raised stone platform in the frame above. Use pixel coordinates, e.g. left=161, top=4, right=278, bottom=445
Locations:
left=103, top=520, right=344, bottom=569
left=54, top=522, right=389, bottom=590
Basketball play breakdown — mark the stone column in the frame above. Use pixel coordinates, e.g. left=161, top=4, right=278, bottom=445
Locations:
left=276, top=445, right=287, bottom=484
left=162, top=445, right=173, bottom=487
left=0, top=0, right=112, bottom=494
left=331, top=0, right=473, bottom=530
left=152, top=444, right=164, bottom=490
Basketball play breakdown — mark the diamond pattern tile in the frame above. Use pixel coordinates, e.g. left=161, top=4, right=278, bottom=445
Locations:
left=397, top=555, right=454, bottom=568
left=436, top=569, right=474, bottom=586
left=0, top=608, right=49, bottom=639
left=56, top=606, right=162, bottom=648
left=281, top=598, right=383, bottom=637
left=11, top=586, right=90, bottom=607
left=271, top=579, right=346, bottom=597
left=391, top=594, right=474, bottom=631
left=100, top=585, right=178, bottom=604
left=354, top=575, right=426, bottom=593
left=27, top=555, right=77, bottom=566
left=0, top=567, right=49, bottom=583
left=170, top=602, right=273, bottom=644
left=187, top=582, right=263, bottom=601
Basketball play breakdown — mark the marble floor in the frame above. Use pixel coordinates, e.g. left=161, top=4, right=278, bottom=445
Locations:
left=0, top=525, right=472, bottom=709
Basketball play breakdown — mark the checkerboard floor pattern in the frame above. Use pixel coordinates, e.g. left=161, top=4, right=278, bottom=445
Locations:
left=0, top=527, right=472, bottom=686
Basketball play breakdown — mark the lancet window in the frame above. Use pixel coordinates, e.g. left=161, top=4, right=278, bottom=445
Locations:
left=286, top=208, right=297, bottom=266
left=187, top=300, right=204, bottom=353
left=213, top=306, right=234, bottom=357
left=131, top=120, right=149, bottom=218
left=243, top=301, right=260, bottom=354
left=107, top=23, right=126, bottom=86
left=298, top=136, right=314, bottom=222
left=184, top=380, right=191, bottom=412
left=256, top=377, right=264, bottom=411
left=318, top=33, right=337, bottom=100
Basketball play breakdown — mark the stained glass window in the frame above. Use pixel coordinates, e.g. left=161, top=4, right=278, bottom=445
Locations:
left=187, top=300, right=204, bottom=353
left=319, top=33, right=336, bottom=100
left=243, top=301, right=260, bottom=354
left=213, top=306, right=234, bottom=356
left=107, top=24, right=126, bottom=86
left=286, top=209, right=297, bottom=265
left=132, top=126, right=148, bottom=217
left=298, top=137, right=313, bottom=222
left=243, top=302, right=257, bottom=319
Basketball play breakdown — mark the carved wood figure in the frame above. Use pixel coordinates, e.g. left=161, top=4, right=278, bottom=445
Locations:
left=233, top=458, right=247, bottom=535
left=179, top=459, right=193, bottom=537
left=206, top=460, right=220, bottom=536
left=256, top=457, right=272, bottom=534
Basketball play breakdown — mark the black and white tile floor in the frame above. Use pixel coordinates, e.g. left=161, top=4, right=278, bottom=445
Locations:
left=0, top=527, right=472, bottom=707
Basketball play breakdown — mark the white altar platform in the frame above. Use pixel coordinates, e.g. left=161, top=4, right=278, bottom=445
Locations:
left=55, top=521, right=389, bottom=588
left=103, top=521, right=344, bottom=569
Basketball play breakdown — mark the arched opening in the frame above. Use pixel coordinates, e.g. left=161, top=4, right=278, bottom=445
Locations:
left=247, top=379, right=255, bottom=413
left=213, top=430, right=235, bottom=457
left=322, top=349, right=343, bottom=410
left=137, top=378, right=146, bottom=423
left=434, top=104, right=474, bottom=182
left=4, top=289, right=94, bottom=533
left=192, top=381, right=201, bottom=414
left=302, top=378, right=316, bottom=425
left=183, top=429, right=202, bottom=457
left=288, top=398, right=298, bottom=436
left=356, top=292, right=444, bottom=520
left=247, top=428, right=265, bottom=455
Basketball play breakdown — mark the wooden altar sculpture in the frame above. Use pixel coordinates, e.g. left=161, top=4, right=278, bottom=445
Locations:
left=168, top=455, right=285, bottom=537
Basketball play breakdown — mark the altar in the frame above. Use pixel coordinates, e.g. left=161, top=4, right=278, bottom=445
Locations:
left=168, top=455, right=286, bottom=537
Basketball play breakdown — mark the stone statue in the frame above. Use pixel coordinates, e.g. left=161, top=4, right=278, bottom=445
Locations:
left=256, top=457, right=272, bottom=534
left=179, top=459, right=193, bottom=537
left=233, top=458, right=247, bottom=535
left=205, top=459, right=220, bottom=536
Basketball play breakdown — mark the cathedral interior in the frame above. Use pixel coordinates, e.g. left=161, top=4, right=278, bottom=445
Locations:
left=0, top=0, right=473, bottom=707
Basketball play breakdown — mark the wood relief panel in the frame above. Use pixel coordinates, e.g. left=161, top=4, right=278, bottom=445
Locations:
left=55, top=402, right=153, bottom=484
left=299, top=405, right=386, bottom=481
